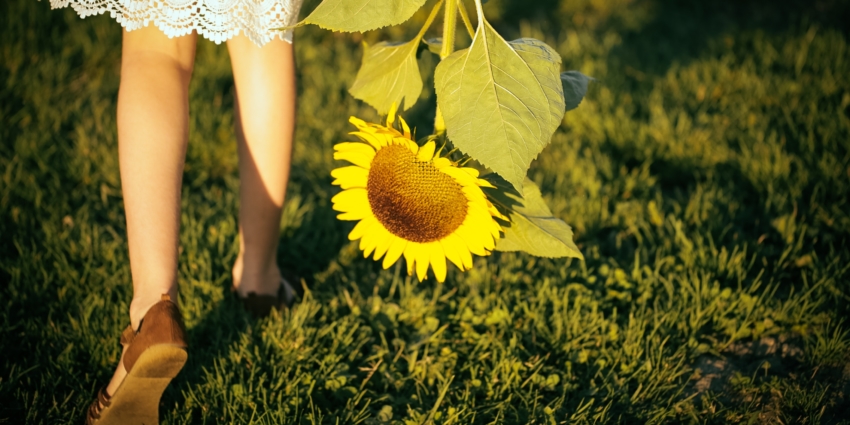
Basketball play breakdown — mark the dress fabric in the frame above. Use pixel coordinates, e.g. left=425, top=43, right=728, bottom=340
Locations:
left=50, top=0, right=304, bottom=46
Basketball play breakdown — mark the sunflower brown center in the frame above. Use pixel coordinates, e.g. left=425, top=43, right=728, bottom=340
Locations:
left=367, top=145, right=469, bottom=243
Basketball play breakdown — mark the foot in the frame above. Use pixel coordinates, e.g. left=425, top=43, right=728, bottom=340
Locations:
left=231, top=253, right=295, bottom=300
left=231, top=254, right=298, bottom=318
left=104, top=291, right=169, bottom=402
left=94, top=294, right=186, bottom=422
left=100, top=289, right=178, bottom=398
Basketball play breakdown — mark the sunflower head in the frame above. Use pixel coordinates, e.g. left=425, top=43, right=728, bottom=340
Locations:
left=330, top=105, right=504, bottom=282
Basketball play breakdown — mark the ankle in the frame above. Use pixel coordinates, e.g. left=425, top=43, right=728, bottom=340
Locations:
left=232, top=253, right=281, bottom=296
left=129, top=290, right=177, bottom=330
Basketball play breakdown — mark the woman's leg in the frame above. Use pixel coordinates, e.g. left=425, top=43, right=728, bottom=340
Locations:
left=106, top=25, right=196, bottom=396
left=226, top=35, right=297, bottom=297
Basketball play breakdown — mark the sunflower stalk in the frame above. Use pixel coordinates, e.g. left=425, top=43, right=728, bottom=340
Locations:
left=440, top=0, right=457, bottom=59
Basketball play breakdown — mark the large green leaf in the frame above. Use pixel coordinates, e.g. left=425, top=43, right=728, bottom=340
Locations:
left=484, top=176, right=583, bottom=259
left=303, top=0, right=427, bottom=32
left=434, top=20, right=565, bottom=191
left=349, top=40, right=423, bottom=114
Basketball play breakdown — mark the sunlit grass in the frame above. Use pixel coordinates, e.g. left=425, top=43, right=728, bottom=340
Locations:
left=1, top=0, right=849, bottom=423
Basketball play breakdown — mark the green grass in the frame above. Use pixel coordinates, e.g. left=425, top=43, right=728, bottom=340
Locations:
left=2, top=0, right=850, bottom=423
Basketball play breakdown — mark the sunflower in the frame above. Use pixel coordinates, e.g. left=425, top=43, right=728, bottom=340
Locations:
left=330, top=105, right=504, bottom=282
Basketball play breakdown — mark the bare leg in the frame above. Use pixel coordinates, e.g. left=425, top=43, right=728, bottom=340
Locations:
left=106, top=26, right=196, bottom=396
left=226, top=35, right=297, bottom=298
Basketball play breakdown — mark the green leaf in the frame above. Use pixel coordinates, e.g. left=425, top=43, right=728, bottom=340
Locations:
left=484, top=176, right=583, bottom=259
left=349, top=40, right=423, bottom=114
left=303, top=0, right=427, bottom=32
left=435, top=20, right=565, bottom=191
left=561, top=71, right=593, bottom=112
left=347, top=0, right=443, bottom=113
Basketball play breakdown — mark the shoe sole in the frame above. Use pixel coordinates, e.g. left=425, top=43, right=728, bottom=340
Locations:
left=96, top=345, right=187, bottom=425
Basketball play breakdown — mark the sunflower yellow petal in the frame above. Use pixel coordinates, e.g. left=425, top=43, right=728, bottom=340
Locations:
left=460, top=167, right=480, bottom=178
left=350, top=131, right=389, bottom=149
left=462, top=207, right=498, bottom=248
left=467, top=202, right=501, bottom=239
left=336, top=209, right=372, bottom=221
left=417, top=141, right=436, bottom=162
left=414, top=244, right=429, bottom=282
left=458, top=221, right=488, bottom=247
left=455, top=224, right=488, bottom=256
left=433, top=157, right=453, bottom=169
left=349, top=214, right=377, bottom=241
left=462, top=185, right=487, bottom=201
left=394, top=138, right=419, bottom=153
left=334, top=151, right=375, bottom=169
left=360, top=229, right=380, bottom=258
left=441, top=249, right=462, bottom=271
left=382, top=237, right=407, bottom=269
left=429, top=242, right=447, bottom=283
left=458, top=240, right=474, bottom=270
left=461, top=205, right=492, bottom=231
left=463, top=223, right=495, bottom=251
left=439, top=166, right=478, bottom=186
left=477, top=178, right=496, bottom=188
left=386, top=103, right=398, bottom=127
left=331, top=166, right=369, bottom=189
left=371, top=224, right=395, bottom=260
left=490, top=220, right=502, bottom=240
left=403, top=242, right=420, bottom=277
left=440, top=234, right=466, bottom=271
left=334, top=142, right=375, bottom=154
left=399, top=116, right=412, bottom=139
left=487, top=201, right=507, bottom=221
left=332, top=188, right=368, bottom=210
left=468, top=201, right=495, bottom=221
left=349, top=116, right=370, bottom=131
left=415, top=262, right=428, bottom=282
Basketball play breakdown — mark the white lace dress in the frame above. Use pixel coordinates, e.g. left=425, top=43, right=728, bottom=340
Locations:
left=50, top=0, right=304, bottom=46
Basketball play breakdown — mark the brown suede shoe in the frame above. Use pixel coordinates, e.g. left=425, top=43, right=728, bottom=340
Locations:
left=86, top=294, right=188, bottom=425
left=233, top=271, right=304, bottom=318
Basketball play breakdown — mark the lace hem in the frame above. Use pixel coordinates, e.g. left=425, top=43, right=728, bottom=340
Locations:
left=50, top=0, right=303, bottom=46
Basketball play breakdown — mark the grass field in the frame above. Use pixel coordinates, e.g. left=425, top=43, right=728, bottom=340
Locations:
left=2, top=0, right=850, bottom=423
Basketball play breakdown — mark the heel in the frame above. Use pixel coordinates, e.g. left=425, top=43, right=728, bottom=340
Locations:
left=87, top=295, right=188, bottom=424
left=95, top=346, right=187, bottom=425
left=122, top=295, right=188, bottom=374
left=132, top=345, right=188, bottom=379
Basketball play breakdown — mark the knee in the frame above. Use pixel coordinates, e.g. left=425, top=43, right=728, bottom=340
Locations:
left=122, top=51, right=195, bottom=85
left=121, top=27, right=197, bottom=83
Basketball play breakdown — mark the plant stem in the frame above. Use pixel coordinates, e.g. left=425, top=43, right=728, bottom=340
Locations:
left=473, top=0, right=485, bottom=22
left=434, top=0, right=458, bottom=134
left=439, top=0, right=457, bottom=60
left=415, top=0, right=445, bottom=41
left=456, top=0, right=475, bottom=38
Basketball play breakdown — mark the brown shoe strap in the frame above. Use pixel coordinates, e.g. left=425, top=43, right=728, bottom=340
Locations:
left=86, top=401, right=99, bottom=424
left=85, top=386, right=111, bottom=424
left=119, top=324, right=135, bottom=348
left=97, top=385, right=112, bottom=408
